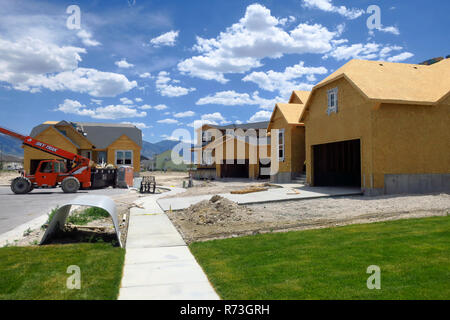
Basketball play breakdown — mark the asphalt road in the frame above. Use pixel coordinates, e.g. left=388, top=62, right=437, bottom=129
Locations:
left=0, top=186, right=129, bottom=235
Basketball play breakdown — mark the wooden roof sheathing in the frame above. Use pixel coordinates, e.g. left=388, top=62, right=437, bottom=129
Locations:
left=299, top=58, right=450, bottom=122
left=289, top=90, right=311, bottom=104
left=315, top=59, right=450, bottom=105
left=276, top=103, right=306, bottom=125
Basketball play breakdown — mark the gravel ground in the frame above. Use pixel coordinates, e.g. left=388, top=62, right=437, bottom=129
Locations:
left=0, top=171, right=20, bottom=186
left=168, top=193, right=450, bottom=243
left=160, top=179, right=274, bottom=199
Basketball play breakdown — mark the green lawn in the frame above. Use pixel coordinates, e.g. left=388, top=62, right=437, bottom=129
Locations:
left=0, top=243, right=125, bottom=300
left=190, top=216, right=450, bottom=300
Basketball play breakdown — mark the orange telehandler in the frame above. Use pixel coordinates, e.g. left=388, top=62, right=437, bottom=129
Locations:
left=0, top=127, right=93, bottom=194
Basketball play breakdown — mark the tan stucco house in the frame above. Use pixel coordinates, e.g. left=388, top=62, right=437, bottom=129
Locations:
left=24, top=121, right=142, bottom=174
left=192, top=121, right=271, bottom=179
left=299, top=58, right=450, bottom=195
left=267, top=90, right=310, bottom=183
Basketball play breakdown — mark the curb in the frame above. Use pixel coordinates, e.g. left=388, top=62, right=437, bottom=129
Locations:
left=0, top=214, right=48, bottom=247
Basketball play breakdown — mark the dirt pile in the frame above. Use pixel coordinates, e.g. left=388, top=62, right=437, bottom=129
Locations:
left=179, top=195, right=253, bottom=225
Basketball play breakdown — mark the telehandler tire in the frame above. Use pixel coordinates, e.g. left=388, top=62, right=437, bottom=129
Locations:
left=11, top=177, right=31, bottom=194
left=61, top=177, right=80, bottom=193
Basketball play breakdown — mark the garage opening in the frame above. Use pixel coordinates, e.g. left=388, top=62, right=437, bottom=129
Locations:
left=221, top=160, right=249, bottom=178
left=313, top=139, right=361, bottom=187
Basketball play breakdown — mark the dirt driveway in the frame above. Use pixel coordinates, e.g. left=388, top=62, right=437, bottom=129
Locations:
left=168, top=193, right=450, bottom=243
left=142, top=171, right=273, bottom=198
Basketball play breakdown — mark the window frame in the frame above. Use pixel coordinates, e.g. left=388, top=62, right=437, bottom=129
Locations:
left=327, top=87, right=338, bottom=115
left=115, top=150, right=133, bottom=167
left=278, top=128, right=285, bottom=162
left=202, top=149, right=213, bottom=166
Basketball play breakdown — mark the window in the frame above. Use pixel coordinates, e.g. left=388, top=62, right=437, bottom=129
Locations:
left=97, top=151, right=107, bottom=164
left=40, top=161, right=53, bottom=173
left=202, top=150, right=213, bottom=165
left=81, top=150, right=92, bottom=160
left=116, top=150, right=133, bottom=166
left=327, top=87, right=338, bottom=115
left=54, top=161, right=66, bottom=173
left=278, top=129, right=285, bottom=161
left=202, top=130, right=212, bottom=143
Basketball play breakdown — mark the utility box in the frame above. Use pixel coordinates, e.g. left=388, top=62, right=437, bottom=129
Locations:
left=117, top=166, right=134, bottom=188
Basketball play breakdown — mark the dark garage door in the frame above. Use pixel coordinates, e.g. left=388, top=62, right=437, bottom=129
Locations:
left=221, top=160, right=249, bottom=178
left=313, top=139, right=361, bottom=187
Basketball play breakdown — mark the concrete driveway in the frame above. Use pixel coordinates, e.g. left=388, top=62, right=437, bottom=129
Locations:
left=0, top=186, right=128, bottom=235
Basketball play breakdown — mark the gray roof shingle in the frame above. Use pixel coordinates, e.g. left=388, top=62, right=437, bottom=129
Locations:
left=30, top=121, right=142, bottom=149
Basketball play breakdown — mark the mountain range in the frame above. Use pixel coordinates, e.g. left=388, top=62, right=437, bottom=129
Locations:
left=0, top=133, right=183, bottom=159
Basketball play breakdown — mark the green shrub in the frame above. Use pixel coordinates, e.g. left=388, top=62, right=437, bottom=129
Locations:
left=67, top=207, right=109, bottom=225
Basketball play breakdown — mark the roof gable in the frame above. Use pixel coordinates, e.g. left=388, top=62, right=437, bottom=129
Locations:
left=35, top=126, right=80, bottom=149
left=268, top=103, right=306, bottom=131
left=300, top=59, right=450, bottom=122
left=107, top=133, right=142, bottom=150
left=289, top=91, right=311, bottom=104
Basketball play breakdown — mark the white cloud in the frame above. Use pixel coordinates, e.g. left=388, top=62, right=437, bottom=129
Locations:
left=154, top=104, right=168, bottom=111
left=379, top=45, right=402, bottom=58
left=137, top=103, right=168, bottom=111
left=279, top=16, right=296, bottom=26
left=139, top=104, right=152, bottom=110
left=375, top=25, right=400, bottom=36
left=188, top=112, right=230, bottom=128
left=369, top=26, right=400, bottom=36
left=115, top=58, right=134, bottom=68
left=249, top=110, right=272, bottom=122
left=0, top=37, right=137, bottom=97
left=42, top=68, right=137, bottom=97
left=242, top=61, right=327, bottom=97
left=302, top=0, right=364, bottom=20
left=201, top=112, right=228, bottom=124
left=387, top=52, right=414, bottom=62
left=325, top=43, right=412, bottom=63
left=178, top=4, right=338, bottom=83
left=91, top=99, right=102, bottom=105
left=156, top=71, right=196, bottom=97
left=121, top=122, right=152, bottom=129
left=139, top=72, right=152, bottom=78
left=196, top=90, right=280, bottom=110
left=120, top=97, right=134, bottom=105
left=157, top=118, right=179, bottom=124
left=56, top=99, right=95, bottom=117
left=150, top=30, right=179, bottom=47
left=55, top=99, right=146, bottom=119
left=174, top=111, right=195, bottom=118
left=76, top=29, right=101, bottom=47
left=135, top=97, right=143, bottom=102
left=0, top=37, right=84, bottom=78
left=324, top=43, right=381, bottom=61
left=92, top=105, right=146, bottom=119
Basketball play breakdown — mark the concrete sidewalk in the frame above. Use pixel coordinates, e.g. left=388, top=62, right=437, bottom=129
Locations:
left=157, top=185, right=362, bottom=211
left=118, top=188, right=219, bottom=300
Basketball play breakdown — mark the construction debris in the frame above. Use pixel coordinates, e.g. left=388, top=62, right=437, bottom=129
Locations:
left=177, top=195, right=253, bottom=225
left=231, top=186, right=268, bottom=194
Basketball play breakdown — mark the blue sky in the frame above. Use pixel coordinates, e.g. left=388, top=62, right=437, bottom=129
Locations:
left=0, top=0, right=448, bottom=142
